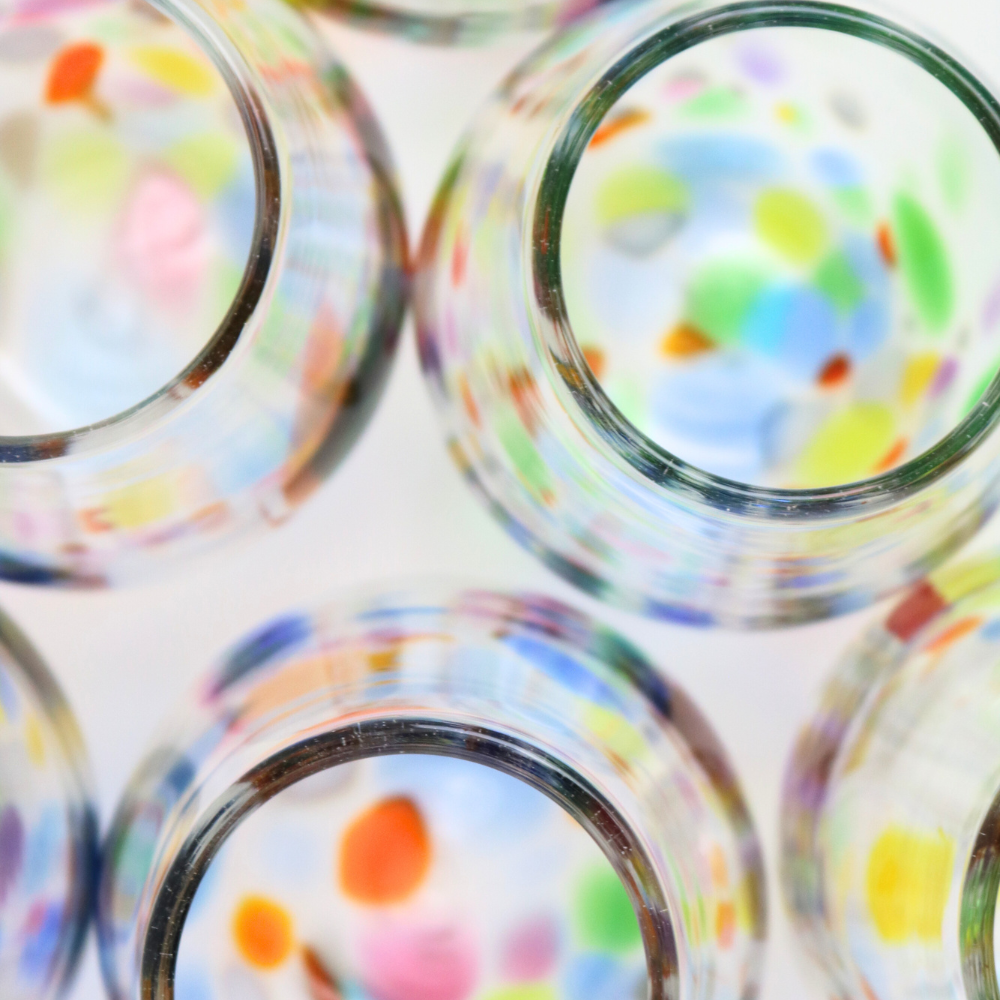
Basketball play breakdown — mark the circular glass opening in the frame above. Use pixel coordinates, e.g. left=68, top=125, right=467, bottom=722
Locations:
left=561, top=23, right=1000, bottom=489
left=0, top=0, right=255, bottom=436
left=173, top=755, right=648, bottom=1000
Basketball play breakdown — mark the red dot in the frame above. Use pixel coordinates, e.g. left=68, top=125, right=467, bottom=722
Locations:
left=817, top=353, right=851, bottom=388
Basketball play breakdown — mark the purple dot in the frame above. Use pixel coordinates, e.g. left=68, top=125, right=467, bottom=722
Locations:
left=502, top=914, right=560, bottom=981
left=0, top=805, right=25, bottom=906
left=738, top=45, right=785, bottom=85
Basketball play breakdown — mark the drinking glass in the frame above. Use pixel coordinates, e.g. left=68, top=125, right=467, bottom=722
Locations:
left=0, top=607, right=97, bottom=1000
left=782, top=551, right=1000, bottom=999
left=415, top=0, right=1000, bottom=627
left=295, top=0, right=603, bottom=46
left=0, top=0, right=408, bottom=586
left=97, top=586, right=766, bottom=1000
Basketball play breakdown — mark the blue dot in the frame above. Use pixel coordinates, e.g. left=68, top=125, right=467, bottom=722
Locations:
left=811, top=148, right=863, bottom=189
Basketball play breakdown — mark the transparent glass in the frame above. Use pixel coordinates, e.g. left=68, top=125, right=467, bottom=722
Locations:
left=0, top=0, right=407, bottom=586
left=415, top=0, right=1000, bottom=628
left=0, top=606, right=97, bottom=1000
left=97, top=587, right=766, bottom=1000
left=293, top=0, right=602, bottom=47
left=781, top=552, right=1000, bottom=999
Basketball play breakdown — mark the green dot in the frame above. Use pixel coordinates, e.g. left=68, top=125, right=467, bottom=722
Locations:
left=42, top=129, right=129, bottom=211
left=166, top=132, right=241, bottom=200
left=893, top=193, right=954, bottom=335
left=483, top=988, right=557, bottom=1000
left=832, top=186, right=874, bottom=226
left=685, top=258, right=768, bottom=345
left=964, top=362, right=999, bottom=416
left=497, top=409, right=551, bottom=500
left=596, top=166, right=687, bottom=227
left=680, top=86, right=747, bottom=119
left=754, top=188, right=828, bottom=265
left=575, top=865, right=642, bottom=953
left=815, top=251, right=864, bottom=313
left=795, top=403, right=895, bottom=486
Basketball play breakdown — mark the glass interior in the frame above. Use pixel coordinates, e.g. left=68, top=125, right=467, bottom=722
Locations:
left=0, top=0, right=255, bottom=437
left=561, top=25, right=1000, bottom=489
left=174, top=754, right=647, bottom=1000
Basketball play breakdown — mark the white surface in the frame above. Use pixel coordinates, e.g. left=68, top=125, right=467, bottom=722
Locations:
left=10, top=1, right=999, bottom=996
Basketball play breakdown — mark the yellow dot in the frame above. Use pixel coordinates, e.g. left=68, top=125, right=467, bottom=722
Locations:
left=232, top=895, right=294, bottom=969
left=129, top=46, right=216, bottom=97
left=754, top=188, right=827, bottom=265
left=900, top=353, right=940, bottom=408
left=25, top=715, right=44, bottom=766
left=866, top=826, right=953, bottom=943
left=795, top=403, right=895, bottom=487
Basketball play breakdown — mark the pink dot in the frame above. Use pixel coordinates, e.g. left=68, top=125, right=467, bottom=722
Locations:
left=361, top=921, right=479, bottom=1000
left=118, top=170, right=209, bottom=307
left=501, top=914, right=560, bottom=981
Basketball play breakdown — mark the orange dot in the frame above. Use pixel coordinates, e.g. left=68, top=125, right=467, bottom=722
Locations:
left=660, top=322, right=714, bottom=358
left=877, top=221, right=897, bottom=268
left=589, top=108, right=651, bottom=149
left=873, top=437, right=907, bottom=473
left=339, top=796, right=431, bottom=905
left=232, top=895, right=294, bottom=969
left=581, top=346, right=606, bottom=380
left=817, top=353, right=851, bottom=388
left=46, top=42, right=104, bottom=104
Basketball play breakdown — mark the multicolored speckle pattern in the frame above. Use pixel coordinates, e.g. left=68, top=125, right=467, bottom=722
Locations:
left=174, top=756, right=647, bottom=1000
left=99, top=590, right=765, bottom=1000
left=0, top=614, right=94, bottom=1000
left=0, top=0, right=253, bottom=434
left=563, top=27, right=1000, bottom=487
left=782, top=552, right=1000, bottom=997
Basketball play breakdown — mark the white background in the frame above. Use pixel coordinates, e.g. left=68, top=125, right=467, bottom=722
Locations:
left=14, top=0, right=1000, bottom=996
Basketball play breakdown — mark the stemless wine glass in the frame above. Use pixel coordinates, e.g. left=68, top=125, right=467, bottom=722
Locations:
left=97, top=586, right=766, bottom=1000
left=0, top=0, right=407, bottom=586
left=0, top=607, right=97, bottom=1000
left=781, top=551, right=1000, bottom=1000
left=415, top=0, right=1000, bottom=628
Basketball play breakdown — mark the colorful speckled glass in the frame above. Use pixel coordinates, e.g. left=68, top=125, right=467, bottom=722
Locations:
left=562, top=26, right=1000, bottom=489
left=0, top=608, right=96, bottom=1000
left=415, top=0, right=1000, bottom=628
left=0, top=0, right=407, bottom=585
left=97, top=587, right=766, bottom=1000
left=781, top=551, right=1000, bottom=999
left=291, top=0, right=598, bottom=46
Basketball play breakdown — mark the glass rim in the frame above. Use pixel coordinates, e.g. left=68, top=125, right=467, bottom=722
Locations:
left=0, top=0, right=279, bottom=465
left=307, top=0, right=563, bottom=44
left=112, top=585, right=765, bottom=1000
left=532, top=0, right=1000, bottom=518
left=0, top=605, right=97, bottom=996
left=138, top=719, right=681, bottom=1000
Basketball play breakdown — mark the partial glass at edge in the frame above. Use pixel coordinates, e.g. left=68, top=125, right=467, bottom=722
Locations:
left=0, top=607, right=96, bottom=1000
left=781, top=551, right=1000, bottom=999
left=416, top=0, right=1000, bottom=627
left=97, top=588, right=766, bottom=1000
left=0, top=0, right=407, bottom=586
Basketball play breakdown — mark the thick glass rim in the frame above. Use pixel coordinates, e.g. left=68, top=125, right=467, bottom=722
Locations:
left=110, top=586, right=766, bottom=1000
left=0, top=0, right=279, bottom=465
left=533, top=0, right=1000, bottom=518
left=138, top=720, right=680, bottom=1000
left=302, top=0, right=565, bottom=44
left=0, top=606, right=98, bottom=997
